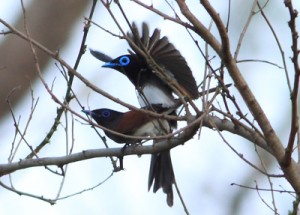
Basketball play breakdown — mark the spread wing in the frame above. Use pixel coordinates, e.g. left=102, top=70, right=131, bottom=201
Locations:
left=127, top=22, right=198, bottom=99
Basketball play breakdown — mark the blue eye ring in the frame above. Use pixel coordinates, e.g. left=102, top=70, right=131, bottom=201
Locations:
left=119, top=56, right=130, bottom=66
left=101, top=110, right=111, bottom=118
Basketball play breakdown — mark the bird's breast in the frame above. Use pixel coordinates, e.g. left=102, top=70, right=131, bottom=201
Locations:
left=137, top=84, right=176, bottom=108
left=133, top=119, right=170, bottom=137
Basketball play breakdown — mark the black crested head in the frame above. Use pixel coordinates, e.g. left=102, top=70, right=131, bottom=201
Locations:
left=102, top=54, right=146, bottom=86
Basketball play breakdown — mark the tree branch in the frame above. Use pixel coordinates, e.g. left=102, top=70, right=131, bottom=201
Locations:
left=0, top=112, right=272, bottom=176
left=284, top=0, right=300, bottom=165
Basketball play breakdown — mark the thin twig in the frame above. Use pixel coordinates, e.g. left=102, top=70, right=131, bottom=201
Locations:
left=254, top=144, right=278, bottom=213
left=174, top=180, right=189, bottom=215
left=231, top=182, right=294, bottom=194
left=254, top=181, right=279, bottom=215
left=234, top=0, right=258, bottom=60
left=257, top=2, right=291, bottom=92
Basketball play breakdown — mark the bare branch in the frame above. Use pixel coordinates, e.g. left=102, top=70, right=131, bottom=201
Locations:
left=234, top=0, right=258, bottom=60
left=284, top=0, right=300, bottom=166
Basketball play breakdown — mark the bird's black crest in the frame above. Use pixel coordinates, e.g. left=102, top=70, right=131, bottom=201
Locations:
left=90, top=49, right=113, bottom=62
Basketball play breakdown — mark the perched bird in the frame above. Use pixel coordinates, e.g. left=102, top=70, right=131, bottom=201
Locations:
left=91, top=22, right=198, bottom=109
left=82, top=108, right=175, bottom=206
left=88, top=22, right=198, bottom=206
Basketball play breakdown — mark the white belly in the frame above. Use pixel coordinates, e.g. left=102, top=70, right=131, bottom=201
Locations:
left=137, top=84, right=176, bottom=108
left=134, top=119, right=170, bottom=136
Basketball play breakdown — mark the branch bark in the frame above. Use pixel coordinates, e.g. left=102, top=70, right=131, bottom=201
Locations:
left=0, top=113, right=270, bottom=176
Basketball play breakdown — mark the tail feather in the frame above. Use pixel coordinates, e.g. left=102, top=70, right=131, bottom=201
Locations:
left=148, top=150, right=175, bottom=207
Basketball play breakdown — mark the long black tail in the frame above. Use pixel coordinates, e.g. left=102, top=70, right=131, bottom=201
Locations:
left=148, top=150, right=175, bottom=207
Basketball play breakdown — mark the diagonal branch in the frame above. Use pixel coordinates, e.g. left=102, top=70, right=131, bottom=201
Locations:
left=198, top=0, right=285, bottom=158
left=175, top=0, right=285, bottom=158
left=284, top=0, right=300, bottom=165
left=175, top=0, right=300, bottom=199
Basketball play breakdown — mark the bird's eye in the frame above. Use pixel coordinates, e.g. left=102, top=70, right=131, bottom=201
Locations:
left=101, top=110, right=111, bottom=118
left=119, top=56, right=130, bottom=66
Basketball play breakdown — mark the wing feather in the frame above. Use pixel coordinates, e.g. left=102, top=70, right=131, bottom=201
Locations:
left=127, top=22, right=198, bottom=99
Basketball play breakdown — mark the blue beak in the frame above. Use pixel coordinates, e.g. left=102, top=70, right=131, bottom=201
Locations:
left=82, top=109, right=92, bottom=115
left=102, top=62, right=118, bottom=68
